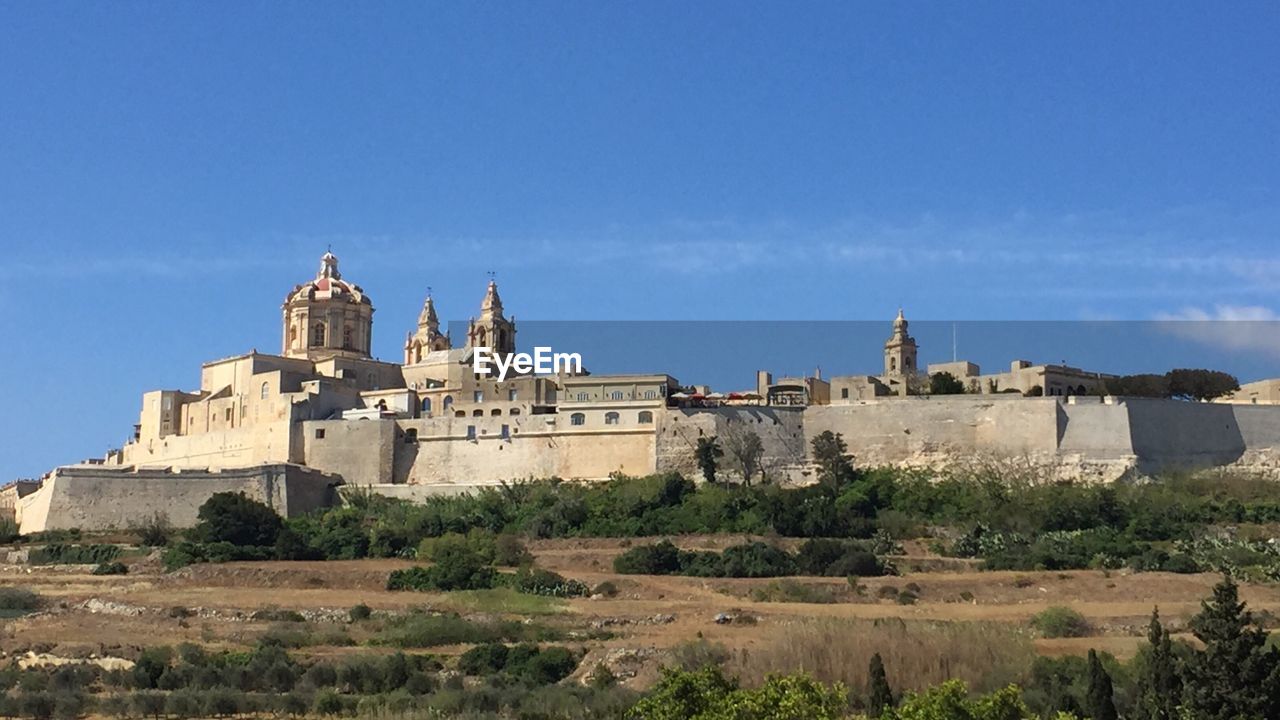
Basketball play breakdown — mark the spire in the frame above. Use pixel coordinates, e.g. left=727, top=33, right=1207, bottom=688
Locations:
left=893, top=307, right=907, bottom=333
left=480, top=278, right=503, bottom=316
left=418, top=295, right=439, bottom=329
left=318, top=251, right=341, bottom=280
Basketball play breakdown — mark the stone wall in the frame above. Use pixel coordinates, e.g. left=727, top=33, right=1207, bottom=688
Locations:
left=654, top=407, right=807, bottom=483
left=16, top=464, right=340, bottom=533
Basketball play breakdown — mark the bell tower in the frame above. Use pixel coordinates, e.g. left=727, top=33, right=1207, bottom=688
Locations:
left=466, top=279, right=516, bottom=359
left=404, top=294, right=451, bottom=365
left=883, top=308, right=918, bottom=377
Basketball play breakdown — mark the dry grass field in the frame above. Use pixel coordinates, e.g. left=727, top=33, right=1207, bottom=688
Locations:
left=3, top=535, right=1278, bottom=693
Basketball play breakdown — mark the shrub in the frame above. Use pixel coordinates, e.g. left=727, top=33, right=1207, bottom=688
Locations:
left=719, top=541, right=796, bottom=578
left=372, top=612, right=557, bottom=648
left=613, top=540, right=682, bottom=575
left=135, top=513, right=172, bottom=547
left=0, top=587, right=43, bottom=612
left=458, top=643, right=510, bottom=675
left=348, top=603, right=372, bottom=621
left=1031, top=606, right=1091, bottom=638
left=508, top=567, right=590, bottom=597
left=593, top=580, right=619, bottom=598
left=493, top=534, right=533, bottom=566
left=28, top=544, right=120, bottom=565
left=190, top=492, right=283, bottom=547
left=93, top=561, right=129, bottom=575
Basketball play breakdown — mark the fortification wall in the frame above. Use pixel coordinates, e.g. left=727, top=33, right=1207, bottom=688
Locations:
left=654, top=407, right=807, bottom=483
left=119, top=419, right=296, bottom=471
left=16, top=464, right=339, bottom=533
left=302, top=414, right=656, bottom=487
left=802, top=396, right=1062, bottom=465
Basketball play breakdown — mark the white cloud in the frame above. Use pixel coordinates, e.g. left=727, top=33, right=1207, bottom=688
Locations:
left=1155, top=305, right=1280, bottom=359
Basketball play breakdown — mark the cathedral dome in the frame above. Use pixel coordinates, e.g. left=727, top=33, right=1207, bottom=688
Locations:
left=283, top=252, right=372, bottom=307
left=281, top=252, right=375, bottom=360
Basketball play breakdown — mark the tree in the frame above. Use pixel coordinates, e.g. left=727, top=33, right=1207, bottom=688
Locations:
left=1105, top=374, right=1171, bottom=398
left=1131, top=608, right=1182, bottom=720
left=723, top=427, right=765, bottom=486
left=929, top=372, right=966, bottom=395
left=190, top=492, right=283, bottom=547
left=867, top=653, right=895, bottom=717
left=1182, top=576, right=1280, bottom=720
left=1167, top=369, right=1239, bottom=401
left=1084, top=650, right=1117, bottom=720
left=695, top=437, right=724, bottom=485
left=810, top=431, right=854, bottom=489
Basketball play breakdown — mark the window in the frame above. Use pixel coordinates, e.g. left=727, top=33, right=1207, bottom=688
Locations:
left=638, top=411, right=653, bottom=424
left=443, top=396, right=454, bottom=409
left=508, top=389, right=518, bottom=401
left=576, top=392, right=590, bottom=401
left=466, top=425, right=476, bottom=440
left=510, top=408, right=521, bottom=416
left=474, top=390, right=484, bottom=403
left=500, top=424, right=510, bottom=439
left=610, top=390, right=624, bottom=400
left=605, top=411, right=620, bottom=425
left=289, top=325, right=298, bottom=347
left=225, top=408, right=233, bottom=422
left=890, top=357, right=898, bottom=371
left=404, top=428, right=418, bottom=444
left=473, top=409, right=483, bottom=417
left=422, top=397, right=432, bottom=414
left=368, top=372, right=377, bottom=389
left=343, top=326, right=353, bottom=349
left=571, top=412, right=586, bottom=426
left=314, top=428, right=326, bottom=439
left=261, top=382, right=270, bottom=400
left=644, top=390, right=657, bottom=399
left=841, top=388, right=849, bottom=399
left=454, top=410, right=465, bottom=418
left=312, top=322, right=326, bottom=347
left=491, top=408, right=502, bottom=416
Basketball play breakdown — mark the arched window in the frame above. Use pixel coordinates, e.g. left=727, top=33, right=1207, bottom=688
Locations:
left=638, top=411, right=653, bottom=424
left=475, top=328, right=487, bottom=346
left=491, top=408, right=502, bottom=416
left=454, top=410, right=466, bottom=418
left=343, top=326, right=353, bottom=349
left=570, top=412, right=586, bottom=426
left=473, top=409, right=483, bottom=417
left=1077, top=384, right=1087, bottom=395
left=421, top=397, right=432, bottom=414
left=260, top=382, right=269, bottom=400
left=605, top=411, right=620, bottom=425
left=404, top=428, right=418, bottom=444
left=443, top=396, right=454, bottom=409
left=312, top=322, right=326, bottom=347
left=289, top=325, right=298, bottom=347
left=890, top=357, right=898, bottom=372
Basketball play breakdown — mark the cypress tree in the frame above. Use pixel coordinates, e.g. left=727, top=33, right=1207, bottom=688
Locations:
left=866, top=652, right=894, bottom=717
left=1132, top=607, right=1182, bottom=720
left=1183, top=576, right=1280, bottom=720
left=1085, top=649, right=1118, bottom=720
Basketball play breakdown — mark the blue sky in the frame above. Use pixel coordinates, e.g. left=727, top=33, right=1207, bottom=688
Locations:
left=1, top=3, right=1278, bottom=479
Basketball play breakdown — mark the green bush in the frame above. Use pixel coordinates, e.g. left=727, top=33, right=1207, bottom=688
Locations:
left=613, top=540, right=683, bottom=575
left=92, top=561, right=129, bottom=575
left=348, top=603, right=372, bottom=621
left=1031, top=606, right=1091, bottom=638
left=507, top=567, right=590, bottom=597
left=189, top=492, right=284, bottom=547
left=372, top=612, right=558, bottom=648
left=28, top=544, right=121, bottom=565
left=0, top=587, right=43, bottom=612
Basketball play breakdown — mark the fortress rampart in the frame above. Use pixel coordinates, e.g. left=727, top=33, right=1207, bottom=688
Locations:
left=15, top=396, right=1280, bottom=533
